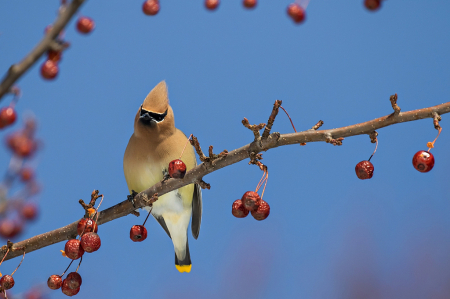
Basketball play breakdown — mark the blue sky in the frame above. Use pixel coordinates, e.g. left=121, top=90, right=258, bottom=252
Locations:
left=1, top=1, right=450, bottom=298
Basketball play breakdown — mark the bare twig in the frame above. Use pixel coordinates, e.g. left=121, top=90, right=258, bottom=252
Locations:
left=1, top=99, right=450, bottom=261
left=0, top=0, right=87, bottom=100
left=190, top=136, right=208, bottom=162
left=311, top=120, right=324, bottom=131
left=242, top=118, right=265, bottom=141
left=390, top=93, right=401, bottom=113
left=78, top=190, right=101, bottom=218
left=262, top=100, right=282, bottom=139
left=196, top=179, right=211, bottom=190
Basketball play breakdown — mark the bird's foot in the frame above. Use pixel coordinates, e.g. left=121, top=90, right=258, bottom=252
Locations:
left=127, top=190, right=139, bottom=208
left=161, top=170, right=171, bottom=183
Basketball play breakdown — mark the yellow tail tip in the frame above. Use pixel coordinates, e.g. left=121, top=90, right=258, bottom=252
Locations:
left=175, top=264, right=192, bottom=273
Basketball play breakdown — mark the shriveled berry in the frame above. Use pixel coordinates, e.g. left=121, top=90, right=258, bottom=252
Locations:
left=287, top=3, right=305, bottom=23
left=21, top=202, right=38, bottom=221
left=0, top=275, right=15, bottom=290
left=77, top=218, right=98, bottom=236
left=47, top=275, right=62, bottom=290
left=0, top=219, right=22, bottom=239
left=251, top=200, right=270, bottom=221
left=168, top=159, right=186, bottom=179
left=241, top=191, right=261, bottom=211
left=412, top=150, right=435, bottom=173
left=80, top=232, right=101, bottom=253
left=130, top=225, right=147, bottom=242
left=64, top=239, right=84, bottom=260
left=6, top=133, right=37, bottom=157
left=66, top=272, right=82, bottom=289
left=243, top=0, right=257, bottom=9
left=40, top=60, right=59, bottom=80
left=355, top=160, right=374, bottom=180
left=205, top=0, right=219, bottom=10
left=61, top=279, right=80, bottom=296
left=76, top=16, right=95, bottom=34
left=231, top=199, right=249, bottom=218
left=142, top=0, right=160, bottom=15
left=364, top=0, right=381, bottom=11
left=0, top=107, right=17, bottom=129
left=20, top=168, right=34, bottom=182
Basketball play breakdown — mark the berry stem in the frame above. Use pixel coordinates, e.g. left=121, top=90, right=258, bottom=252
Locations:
left=279, top=106, right=298, bottom=133
left=368, top=139, right=378, bottom=162
left=142, top=207, right=153, bottom=227
left=255, top=168, right=267, bottom=192
left=94, top=195, right=104, bottom=223
left=179, top=134, right=193, bottom=159
left=75, top=256, right=83, bottom=273
left=260, top=171, right=269, bottom=200
left=280, top=105, right=304, bottom=147
left=427, top=127, right=442, bottom=152
left=0, top=249, right=10, bottom=267
left=10, top=251, right=25, bottom=276
left=60, top=259, right=74, bottom=277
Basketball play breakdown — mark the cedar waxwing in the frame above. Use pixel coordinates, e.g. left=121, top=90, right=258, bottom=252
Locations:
left=123, top=81, right=202, bottom=273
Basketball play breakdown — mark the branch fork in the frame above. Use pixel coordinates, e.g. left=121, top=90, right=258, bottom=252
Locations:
left=190, top=136, right=228, bottom=164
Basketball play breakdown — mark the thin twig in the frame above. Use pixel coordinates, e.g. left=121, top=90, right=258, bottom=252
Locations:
left=0, top=0, right=87, bottom=100
left=242, top=118, right=265, bottom=141
left=262, top=100, right=282, bottom=139
left=390, top=93, right=401, bottom=113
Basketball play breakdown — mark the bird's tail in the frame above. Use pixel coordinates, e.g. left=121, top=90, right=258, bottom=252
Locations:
left=175, top=239, right=191, bottom=273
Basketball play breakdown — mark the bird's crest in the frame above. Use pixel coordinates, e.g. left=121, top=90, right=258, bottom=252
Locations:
left=142, top=81, right=169, bottom=113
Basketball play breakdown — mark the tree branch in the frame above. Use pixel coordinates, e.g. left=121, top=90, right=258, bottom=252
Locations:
left=2, top=98, right=450, bottom=261
left=0, top=0, right=86, bottom=100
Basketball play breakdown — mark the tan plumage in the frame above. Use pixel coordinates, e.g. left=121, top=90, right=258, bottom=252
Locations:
left=123, top=81, right=202, bottom=273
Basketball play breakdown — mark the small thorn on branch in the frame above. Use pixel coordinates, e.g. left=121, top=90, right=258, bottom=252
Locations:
left=196, top=179, right=211, bottom=190
left=432, top=112, right=442, bottom=130
left=325, top=134, right=344, bottom=146
left=390, top=93, right=401, bottom=113
left=369, top=131, right=378, bottom=143
left=262, top=100, right=282, bottom=139
left=242, top=117, right=266, bottom=141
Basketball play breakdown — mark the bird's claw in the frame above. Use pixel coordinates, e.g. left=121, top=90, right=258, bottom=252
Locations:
left=127, top=190, right=139, bottom=208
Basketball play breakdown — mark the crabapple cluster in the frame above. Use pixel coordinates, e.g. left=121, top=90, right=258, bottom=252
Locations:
left=48, top=217, right=100, bottom=296
left=233, top=191, right=270, bottom=221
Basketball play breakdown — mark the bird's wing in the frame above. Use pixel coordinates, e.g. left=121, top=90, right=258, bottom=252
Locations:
left=191, top=183, right=202, bottom=239
left=153, top=215, right=171, bottom=238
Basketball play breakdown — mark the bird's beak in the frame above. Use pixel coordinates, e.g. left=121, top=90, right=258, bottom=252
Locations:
left=139, top=106, right=168, bottom=126
left=139, top=111, right=155, bottom=122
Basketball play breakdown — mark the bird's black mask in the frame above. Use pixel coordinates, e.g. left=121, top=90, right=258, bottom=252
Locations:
left=139, top=105, right=168, bottom=126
